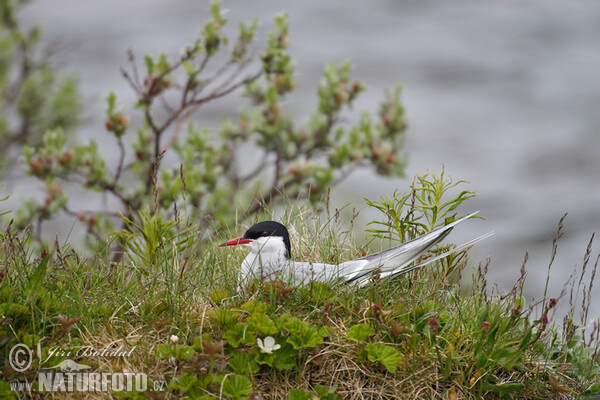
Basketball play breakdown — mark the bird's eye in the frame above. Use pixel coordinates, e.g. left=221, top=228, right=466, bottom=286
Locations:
left=262, top=231, right=268, bottom=236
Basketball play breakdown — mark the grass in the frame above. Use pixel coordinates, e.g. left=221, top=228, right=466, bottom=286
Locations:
left=0, top=202, right=599, bottom=399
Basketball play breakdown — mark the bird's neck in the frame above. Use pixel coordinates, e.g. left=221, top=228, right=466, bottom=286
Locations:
left=242, top=237, right=289, bottom=281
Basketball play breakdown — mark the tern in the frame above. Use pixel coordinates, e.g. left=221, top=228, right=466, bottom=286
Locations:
left=220, top=212, right=492, bottom=287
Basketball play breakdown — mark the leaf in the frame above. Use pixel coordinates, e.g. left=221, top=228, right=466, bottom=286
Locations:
left=298, top=281, right=335, bottom=303
left=209, top=309, right=241, bottom=328
left=174, top=345, right=196, bottom=360
left=156, top=343, right=194, bottom=360
left=518, top=329, right=533, bottom=351
left=200, top=340, right=227, bottom=356
left=365, top=343, right=402, bottom=373
left=255, top=350, right=275, bottom=367
left=247, top=313, right=278, bottom=336
left=347, top=324, right=375, bottom=341
left=57, top=315, right=83, bottom=333
left=157, top=53, right=170, bottom=73
left=228, top=352, right=259, bottom=375
left=289, top=389, right=313, bottom=400
left=144, top=55, right=155, bottom=75
left=314, top=385, right=342, bottom=400
left=273, top=343, right=297, bottom=371
left=156, top=344, right=172, bottom=359
left=168, top=372, right=198, bottom=393
left=222, top=375, right=253, bottom=399
left=280, top=316, right=325, bottom=350
left=26, top=255, right=49, bottom=300
left=223, top=323, right=256, bottom=347
left=240, top=300, right=269, bottom=314
left=0, top=380, right=18, bottom=399
left=287, top=325, right=324, bottom=350
left=209, top=289, right=229, bottom=304
left=182, top=59, right=196, bottom=76
left=548, top=374, right=569, bottom=394
left=484, top=382, right=525, bottom=397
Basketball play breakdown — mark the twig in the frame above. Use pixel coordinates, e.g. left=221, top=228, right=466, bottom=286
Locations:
left=159, top=69, right=261, bottom=154
left=114, top=136, right=126, bottom=183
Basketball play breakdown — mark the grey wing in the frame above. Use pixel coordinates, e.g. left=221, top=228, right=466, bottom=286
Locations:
left=343, top=212, right=479, bottom=283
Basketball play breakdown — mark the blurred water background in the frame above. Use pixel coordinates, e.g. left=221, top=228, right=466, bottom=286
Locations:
left=5, top=1, right=600, bottom=322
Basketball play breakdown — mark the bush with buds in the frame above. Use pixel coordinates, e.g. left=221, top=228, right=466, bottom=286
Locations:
left=5, top=1, right=407, bottom=256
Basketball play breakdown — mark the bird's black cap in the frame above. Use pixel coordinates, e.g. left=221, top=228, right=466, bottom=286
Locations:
left=243, top=221, right=291, bottom=259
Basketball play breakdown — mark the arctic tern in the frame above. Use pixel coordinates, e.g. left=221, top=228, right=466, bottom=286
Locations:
left=220, top=212, right=492, bottom=287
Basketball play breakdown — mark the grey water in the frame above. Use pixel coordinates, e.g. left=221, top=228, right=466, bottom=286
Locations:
left=5, top=1, right=600, bottom=324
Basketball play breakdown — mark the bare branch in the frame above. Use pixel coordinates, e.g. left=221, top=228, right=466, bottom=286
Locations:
left=158, top=69, right=262, bottom=153
left=114, top=136, right=126, bottom=184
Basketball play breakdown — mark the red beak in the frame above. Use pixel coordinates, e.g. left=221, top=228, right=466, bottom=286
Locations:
left=219, top=237, right=252, bottom=247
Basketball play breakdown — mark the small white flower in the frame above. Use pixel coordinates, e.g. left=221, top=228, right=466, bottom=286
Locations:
left=170, top=334, right=179, bottom=345
left=257, top=336, right=281, bottom=354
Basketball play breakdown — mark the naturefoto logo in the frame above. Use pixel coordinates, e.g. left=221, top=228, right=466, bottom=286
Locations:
left=37, top=358, right=147, bottom=393
left=8, top=343, right=156, bottom=393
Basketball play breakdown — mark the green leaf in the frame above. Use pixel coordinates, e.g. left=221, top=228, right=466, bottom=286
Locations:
left=273, top=342, right=297, bottom=371
left=157, top=53, right=170, bottom=73
left=174, top=345, right=195, bottom=361
left=223, top=323, right=256, bottom=347
left=475, top=353, right=488, bottom=369
left=247, top=313, right=278, bottom=336
left=168, top=372, right=198, bottom=393
left=299, top=281, right=336, bottom=304
left=156, top=344, right=194, bottom=360
left=228, top=351, right=259, bottom=375
left=484, top=382, right=525, bottom=397
left=255, top=350, right=275, bottom=367
left=156, top=344, right=173, bottom=359
left=107, top=91, right=116, bottom=112
left=209, top=308, right=241, bottom=328
left=518, top=329, right=533, bottom=351
left=0, top=380, right=18, bottom=399
left=144, top=55, right=154, bottom=75
left=365, top=343, right=402, bottom=373
left=26, top=255, right=49, bottom=300
left=182, top=59, right=196, bottom=76
left=284, top=318, right=324, bottom=350
left=289, top=389, right=313, bottom=400
left=241, top=300, right=269, bottom=314
left=222, top=375, right=253, bottom=399
left=209, top=288, right=229, bottom=304
left=287, top=330, right=322, bottom=350
left=347, top=324, right=375, bottom=341
left=314, top=385, right=342, bottom=400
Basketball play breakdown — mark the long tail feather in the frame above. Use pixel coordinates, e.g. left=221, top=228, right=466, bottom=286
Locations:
left=356, top=231, right=494, bottom=287
left=344, top=212, right=480, bottom=283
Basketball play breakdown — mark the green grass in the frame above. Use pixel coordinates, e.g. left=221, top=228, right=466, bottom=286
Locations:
left=0, top=204, right=599, bottom=400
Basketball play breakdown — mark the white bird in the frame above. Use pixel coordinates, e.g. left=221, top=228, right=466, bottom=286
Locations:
left=220, top=212, right=492, bottom=287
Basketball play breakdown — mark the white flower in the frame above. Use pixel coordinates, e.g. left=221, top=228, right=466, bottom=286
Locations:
left=170, top=334, right=179, bottom=345
left=257, top=336, right=281, bottom=354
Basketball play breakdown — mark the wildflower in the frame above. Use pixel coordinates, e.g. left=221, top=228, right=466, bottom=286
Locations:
left=170, top=334, right=179, bottom=345
left=481, top=321, right=490, bottom=334
left=540, top=313, right=548, bottom=326
left=548, top=298, right=558, bottom=308
left=257, top=336, right=281, bottom=354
